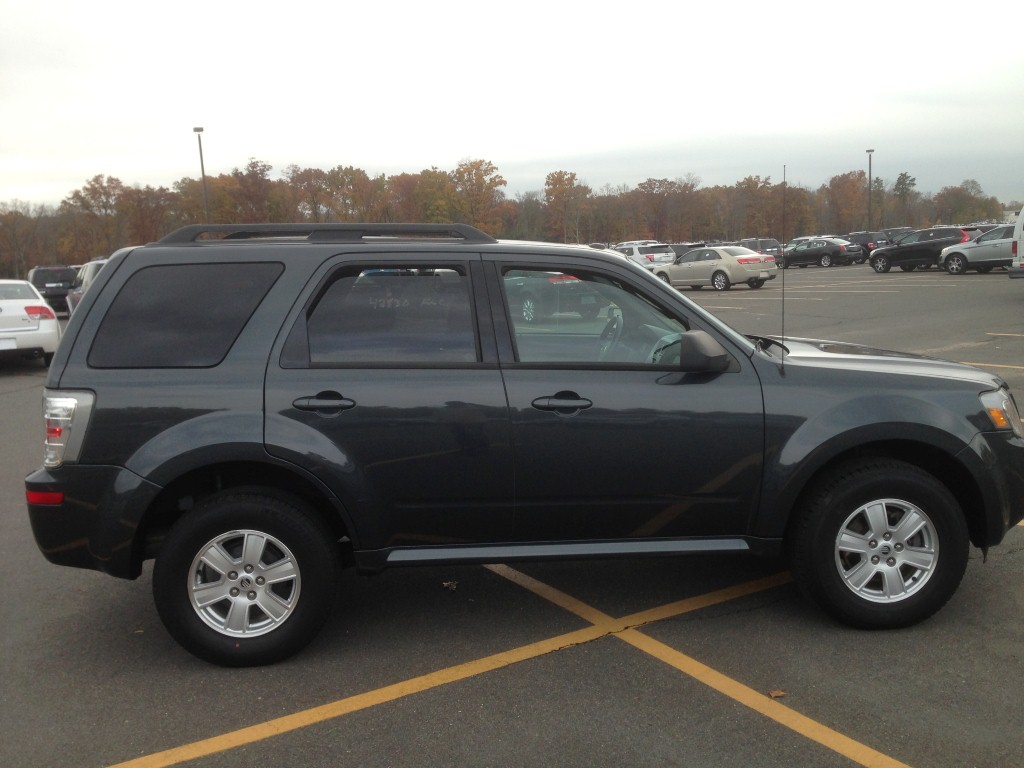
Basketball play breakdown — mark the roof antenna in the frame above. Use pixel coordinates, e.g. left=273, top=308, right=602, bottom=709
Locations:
left=780, top=165, right=786, bottom=372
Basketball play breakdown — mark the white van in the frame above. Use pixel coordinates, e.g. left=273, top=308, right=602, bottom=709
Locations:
left=1008, top=209, right=1024, bottom=279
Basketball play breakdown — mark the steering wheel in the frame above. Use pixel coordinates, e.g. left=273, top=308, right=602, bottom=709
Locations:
left=597, top=308, right=624, bottom=360
left=648, top=333, right=682, bottom=365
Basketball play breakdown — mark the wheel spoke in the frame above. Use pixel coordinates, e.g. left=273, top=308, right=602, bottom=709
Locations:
left=900, top=547, right=936, bottom=572
left=881, top=566, right=908, bottom=599
left=255, top=590, right=291, bottom=622
left=262, top=557, right=297, bottom=584
left=242, top=531, right=268, bottom=567
left=837, top=529, right=871, bottom=555
left=199, top=542, right=237, bottom=576
left=891, top=508, right=928, bottom=543
left=862, top=501, right=889, bottom=537
left=192, top=577, right=232, bottom=607
left=843, top=558, right=879, bottom=591
left=223, top=599, right=251, bottom=633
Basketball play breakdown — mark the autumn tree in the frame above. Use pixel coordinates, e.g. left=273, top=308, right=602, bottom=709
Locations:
left=822, top=171, right=866, bottom=234
left=416, top=167, right=457, bottom=223
left=451, top=159, right=507, bottom=234
left=933, top=180, right=1003, bottom=224
left=544, top=171, right=592, bottom=242
left=58, top=175, right=128, bottom=258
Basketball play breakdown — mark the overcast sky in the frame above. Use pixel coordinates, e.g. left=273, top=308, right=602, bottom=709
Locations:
left=2, top=0, right=1022, bottom=210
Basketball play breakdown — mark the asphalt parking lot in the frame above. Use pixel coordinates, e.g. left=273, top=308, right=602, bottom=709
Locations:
left=2, top=263, right=1022, bottom=768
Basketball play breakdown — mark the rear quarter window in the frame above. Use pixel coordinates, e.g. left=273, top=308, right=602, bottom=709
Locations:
left=87, top=262, right=283, bottom=368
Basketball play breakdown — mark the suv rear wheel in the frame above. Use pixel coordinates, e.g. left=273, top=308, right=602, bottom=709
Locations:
left=789, top=458, right=968, bottom=629
left=153, top=489, right=340, bottom=666
left=872, top=255, right=891, bottom=273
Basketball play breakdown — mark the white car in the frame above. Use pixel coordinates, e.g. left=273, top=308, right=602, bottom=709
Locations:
left=614, top=242, right=676, bottom=270
left=653, top=246, right=778, bottom=291
left=0, top=279, right=62, bottom=366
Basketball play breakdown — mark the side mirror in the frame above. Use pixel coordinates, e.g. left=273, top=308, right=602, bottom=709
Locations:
left=678, top=330, right=731, bottom=372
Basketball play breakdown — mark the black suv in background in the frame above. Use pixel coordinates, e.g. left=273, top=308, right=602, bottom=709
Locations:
left=737, top=237, right=782, bottom=260
left=840, top=231, right=889, bottom=262
left=27, top=265, right=77, bottom=313
left=869, top=227, right=975, bottom=272
left=25, top=223, right=1024, bottom=666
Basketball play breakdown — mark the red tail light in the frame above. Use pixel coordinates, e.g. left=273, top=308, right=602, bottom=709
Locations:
left=763, top=256, right=776, bottom=264
left=959, top=230, right=970, bottom=242
left=25, top=305, right=56, bottom=319
left=26, top=490, right=64, bottom=505
left=736, top=257, right=762, bottom=265
left=839, top=245, right=847, bottom=251
left=1013, top=241, right=1018, bottom=257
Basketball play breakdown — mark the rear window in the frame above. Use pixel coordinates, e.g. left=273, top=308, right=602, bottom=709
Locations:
left=88, top=262, right=283, bottom=368
left=30, top=268, right=77, bottom=285
left=638, top=245, right=674, bottom=255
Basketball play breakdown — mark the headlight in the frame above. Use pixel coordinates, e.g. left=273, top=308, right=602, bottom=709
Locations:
left=980, top=390, right=1024, bottom=438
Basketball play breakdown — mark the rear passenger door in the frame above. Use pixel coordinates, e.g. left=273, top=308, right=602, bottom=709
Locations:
left=264, top=256, right=514, bottom=551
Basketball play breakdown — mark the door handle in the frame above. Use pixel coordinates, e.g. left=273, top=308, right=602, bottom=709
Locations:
left=531, top=392, right=593, bottom=416
left=292, top=392, right=356, bottom=414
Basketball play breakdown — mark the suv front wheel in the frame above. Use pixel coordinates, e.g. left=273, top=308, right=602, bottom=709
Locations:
left=789, top=458, right=968, bottom=629
left=945, top=254, right=967, bottom=275
left=153, top=489, right=341, bottom=666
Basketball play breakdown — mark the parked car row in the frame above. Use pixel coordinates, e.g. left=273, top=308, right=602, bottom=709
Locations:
left=15, top=258, right=110, bottom=317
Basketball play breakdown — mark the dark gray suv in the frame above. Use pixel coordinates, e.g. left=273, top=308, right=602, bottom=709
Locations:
left=26, top=223, right=1024, bottom=666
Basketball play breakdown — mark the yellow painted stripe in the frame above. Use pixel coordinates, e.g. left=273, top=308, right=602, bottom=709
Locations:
left=489, top=565, right=910, bottom=768
left=619, top=629, right=913, bottom=768
left=106, top=624, right=607, bottom=768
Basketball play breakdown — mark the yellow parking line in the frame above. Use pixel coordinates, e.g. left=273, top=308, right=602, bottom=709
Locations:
left=108, top=567, right=905, bottom=768
left=107, top=623, right=610, bottom=768
left=487, top=565, right=911, bottom=768
left=619, top=629, right=912, bottom=768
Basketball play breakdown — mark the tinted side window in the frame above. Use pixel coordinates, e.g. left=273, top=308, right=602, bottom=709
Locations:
left=88, top=262, right=283, bottom=368
left=300, top=267, right=477, bottom=366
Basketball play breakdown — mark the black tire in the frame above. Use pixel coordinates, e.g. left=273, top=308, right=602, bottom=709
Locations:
left=789, top=458, right=968, bottom=629
left=43, top=352, right=54, bottom=367
left=819, top=254, right=832, bottom=267
left=748, top=279, right=765, bottom=289
left=872, top=256, right=891, bottom=273
left=689, top=285, right=703, bottom=290
left=899, top=265, right=917, bottom=272
left=711, top=271, right=731, bottom=291
left=153, top=489, right=341, bottom=666
left=656, top=272, right=671, bottom=284
left=945, top=254, right=966, bottom=274
left=976, top=265, right=993, bottom=274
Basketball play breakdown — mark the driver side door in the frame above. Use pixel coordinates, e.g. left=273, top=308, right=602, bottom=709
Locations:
left=488, top=258, right=765, bottom=543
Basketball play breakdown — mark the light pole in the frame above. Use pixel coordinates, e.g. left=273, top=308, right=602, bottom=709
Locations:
left=866, top=149, right=874, bottom=230
left=194, top=127, right=210, bottom=224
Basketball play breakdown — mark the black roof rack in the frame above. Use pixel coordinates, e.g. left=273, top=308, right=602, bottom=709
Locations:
left=158, top=223, right=498, bottom=245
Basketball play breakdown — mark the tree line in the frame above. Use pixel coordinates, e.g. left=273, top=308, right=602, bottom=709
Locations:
left=0, top=157, right=1014, bottom=278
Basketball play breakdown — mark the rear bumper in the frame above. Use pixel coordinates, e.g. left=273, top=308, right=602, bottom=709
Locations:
left=25, top=464, right=162, bottom=579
